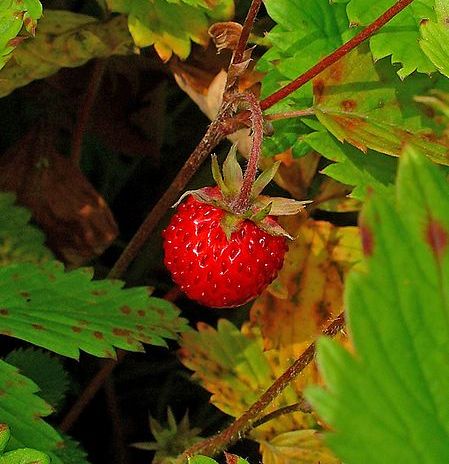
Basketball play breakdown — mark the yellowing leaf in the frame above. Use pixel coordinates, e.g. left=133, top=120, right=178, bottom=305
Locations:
left=107, top=0, right=234, bottom=61
left=313, top=45, right=449, bottom=165
left=0, top=11, right=135, bottom=98
left=260, top=429, right=340, bottom=464
left=251, top=218, right=361, bottom=358
left=179, top=320, right=320, bottom=440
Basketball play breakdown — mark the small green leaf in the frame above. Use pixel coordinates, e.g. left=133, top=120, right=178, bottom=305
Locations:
left=345, top=0, right=435, bottom=78
left=222, top=145, right=243, bottom=195
left=251, top=161, right=281, bottom=199
left=189, top=457, right=220, bottom=464
left=5, top=349, right=69, bottom=408
left=0, top=193, right=52, bottom=265
left=419, top=1, right=449, bottom=79
left=307, top=146, right=449, bottom=464
left=0, top=260, right=187, bottom=358
left=305, top=131, right=397, bottom=200
left=0, top=448, right=50, bottom=464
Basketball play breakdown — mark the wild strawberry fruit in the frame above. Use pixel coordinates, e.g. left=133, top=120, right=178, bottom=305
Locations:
left=162, top=145, right=310, bottom=308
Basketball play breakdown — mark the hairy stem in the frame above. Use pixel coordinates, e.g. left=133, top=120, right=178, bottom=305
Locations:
left=108, top=106, right=236, bottom=279
left=71, top=60, right=106, bottom=165
left=182, top=312, right=345, bottom=459
left=231, top=92, right=264, bottom=214
left=252, top=399, right=312, bottom=430
left=260, top=0, right=415, bottom=110
left=265, top=108, right=315, bottom=121
left=233, top=0, right=263, bottom=65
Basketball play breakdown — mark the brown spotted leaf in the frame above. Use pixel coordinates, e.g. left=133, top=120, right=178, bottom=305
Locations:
left=179, top=319, right=335, bottom=458
left=307, top=146, right=449, bottom=463
left=0, top=261, right=187, bottom=358
left=313, top=45, right=449, bottom=165
left=251, top=217, right=361, bottom=358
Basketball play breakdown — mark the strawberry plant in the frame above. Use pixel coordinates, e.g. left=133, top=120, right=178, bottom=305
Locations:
left=0, top=0, right=449, bottom=463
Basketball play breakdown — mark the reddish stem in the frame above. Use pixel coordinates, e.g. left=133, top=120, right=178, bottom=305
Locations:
left=233, top=0, right=263, bottom=64
left=260, top=0, right=415, bottom=111
left=231, top=92, right=264, bottom=214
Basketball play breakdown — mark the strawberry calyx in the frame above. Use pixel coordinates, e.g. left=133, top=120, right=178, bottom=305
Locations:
left=174, top=145, right=311, bottom=239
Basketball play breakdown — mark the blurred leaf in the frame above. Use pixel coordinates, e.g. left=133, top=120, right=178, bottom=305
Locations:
left=305, top=131, right=397, bottom=200
left=0, top=361, right=63, bottom=463
left=0, top=193, right=52, bottom=266
left=107, top=0, right=234, bottom=61
left=313, top=45, right=449, bottom=165
left=5, top=348, right=69, bottom=409
left=0, top=10, right=134, bottom=98
left=0, top=260, right=187, bottom=358
left=307, top=146, right=449, bottom=463
left=0, top=128, right=118, bottom=266
left=0, top=0, right=42, bottom=70
left=419, top=0, right=449, bottom=79
left=345, top=0, right=435, bottom=78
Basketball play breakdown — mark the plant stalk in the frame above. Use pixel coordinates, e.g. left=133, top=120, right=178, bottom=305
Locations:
left=260, top=0, right=415, bottom=110
left=231, top=92, right=264, bottom=214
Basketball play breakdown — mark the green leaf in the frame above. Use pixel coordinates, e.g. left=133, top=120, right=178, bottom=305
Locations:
left=0, top=0, right=42, bottom=70
left=0, top=361, right=63, bottom=463
left=5, top=349, right=69, bottom=409
left=419, top=1, right=449, bottom=78
left=0, top=260, right=187, bottom=358
left=307, top=146, right=449, bottom=463
left=305, top=131, right=397, bottom=200
left=0, top=193, right=52, bottom=266
left=189, top=456, right=249, bottom=464
left=52, top=435, right=90, bottom=464
left=107, top=0, right=234, bottom=62
left=345, top=0, right=435, bottom=78
left=259, top=0, right=354, bottom=112
left=312, top=45, right=449, bottom=165
left=0, top=10, right=134, bottom=98
left=0, top=448, right=50, bottom=464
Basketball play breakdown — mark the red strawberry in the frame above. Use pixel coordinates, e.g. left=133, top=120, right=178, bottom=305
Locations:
left=163, top=192, right=288, bottom=308
left=162, top=146, right=310, bottom=308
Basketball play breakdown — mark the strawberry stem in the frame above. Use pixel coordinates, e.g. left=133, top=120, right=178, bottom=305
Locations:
left=230, top=92, right=264, bottom=214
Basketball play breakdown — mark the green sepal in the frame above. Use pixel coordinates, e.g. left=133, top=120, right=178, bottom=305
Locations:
left=250, top=202, right=273, bottom=222
left=211, top=154, right=230, bottom=196
left=251, top=161, right=281, bottom=199
left=220, top=214, right=244, bottom=241
left=255, top=196, right=312, bottom=216
left=222, top=144, right=243, bottom=194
